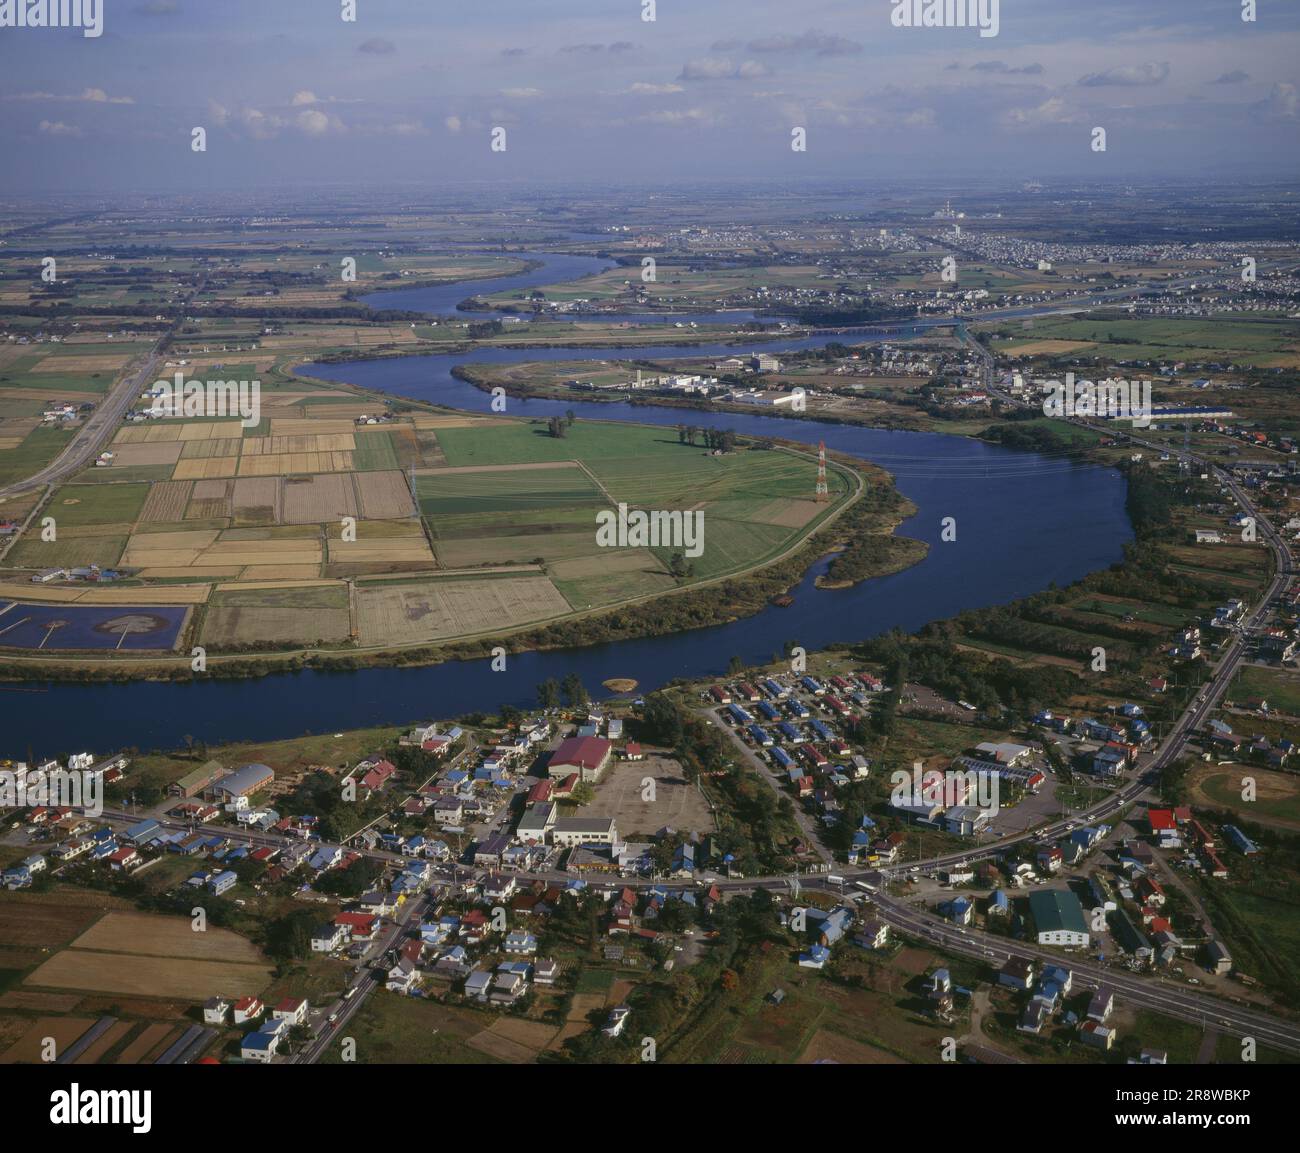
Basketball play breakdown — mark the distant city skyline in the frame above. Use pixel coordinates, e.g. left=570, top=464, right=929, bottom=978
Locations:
left=1, top=0, right=1297, bottom=192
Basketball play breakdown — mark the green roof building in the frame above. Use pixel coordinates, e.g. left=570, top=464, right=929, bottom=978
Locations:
left=1028, top=888, right=1090, bottom=947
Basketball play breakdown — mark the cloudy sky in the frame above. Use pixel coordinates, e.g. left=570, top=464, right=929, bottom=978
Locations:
left=1, top=0, right=1297, bottom=192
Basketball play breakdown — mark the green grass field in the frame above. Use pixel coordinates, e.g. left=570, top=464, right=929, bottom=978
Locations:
left=44, top=482, right=150, bottom=527
left=0, top=428, right=75, bottom=487
left=417, top=419, right=850, bottom=607
left=209, top=585, right=349, bottom=610
left=990, top=316, right=1300, bottom=368
left=5, top=534, right=127, bottom=569
left=1070, top=595, right=1187, bottom=628
left=353, top=429, right=400, bottom=472
left=317, top=991, right=503, bottom=1064
left=1232, top=666, right=1300, bottom=716
left=417, top=464, right=606, bottom=516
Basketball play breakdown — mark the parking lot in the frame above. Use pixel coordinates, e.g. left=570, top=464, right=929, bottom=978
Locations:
left=583, top=754, right=716, bottom=840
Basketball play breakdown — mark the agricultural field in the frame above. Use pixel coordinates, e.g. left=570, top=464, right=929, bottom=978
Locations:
left=426, top=420, right=850, bottom=607
left=354, top=574, right=571, bottom=646
left=24, top=911, right=272, bottom=1000
left=987, top=315, right=1300, bottom=369
left=659, top=941, right=977, bottom=1064
left=200, top=583, right=352, bottom=648
left=318, top=990, right=504, bottom=1065
left=0, top=893, right=237, bottom=1064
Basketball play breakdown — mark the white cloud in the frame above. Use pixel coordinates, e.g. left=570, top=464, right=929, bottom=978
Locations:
left=38, top=119, right=81, bottom=137
left=640, top=107, right=718, bottom=127
left=291, top=91, right=318, bottom=107
left=746, top=30, right=862, bottom=57
left=501, top=88, right=543, bottom=99
left=374, top=121, right=426, bottom=136
left=239, top=108, right=281, bottom=140
left=1078, top=62, right=1170, bottom=87
left=295, top=109, right=333, bottom=136
left=6, top=88, right=133, bottom=104
left=1004, top=96, right=1076, bottom=128
left=80, top=88, right=134, bottom=104
left=444, top=115, right=463, bottom=133
left=627, top=82, right=684, bottom=95
left=679, top=57, right=769, bottom=82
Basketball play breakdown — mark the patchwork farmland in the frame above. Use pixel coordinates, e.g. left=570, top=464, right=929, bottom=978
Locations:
left=0, top=407, right=854, bottom=660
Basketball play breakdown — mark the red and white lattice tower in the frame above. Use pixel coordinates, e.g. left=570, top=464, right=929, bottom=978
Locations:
left=815, top=440, right=828, bottom=502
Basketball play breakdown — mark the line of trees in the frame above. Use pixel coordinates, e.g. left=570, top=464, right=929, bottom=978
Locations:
left=536, top=673, right=589, bottom=709
left=676, top=425, right=737, bottom=452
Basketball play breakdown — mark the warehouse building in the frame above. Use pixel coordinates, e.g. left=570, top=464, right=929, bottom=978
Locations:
left=546, top=736, right=612, bottom=783
left=552, top=816, right=619, bottom=848
left=1028, top=888, right=1090, bottom=948
left=207, top=763, right=275, bottom=801
left=170, top=760, right=226, bottom=798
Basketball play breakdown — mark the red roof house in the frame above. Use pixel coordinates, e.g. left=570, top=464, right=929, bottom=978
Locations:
left=1147, top=809, right=1176, bottom=833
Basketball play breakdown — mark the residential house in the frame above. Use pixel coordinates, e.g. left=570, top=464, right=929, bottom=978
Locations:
left=503, top=929, right=537, bottom=955
left=491, top=963, right=529, bottom=1006
left=232, top=996, right=264, bottom=1025
left=1087, top=987, right=1115, bottom=1023
left=311, top=922, right=348, bottom=953
left=272, top=997, right=308, bottom=1025
left=999, top=957, right=1035, bottom=991
left=240, top=1018, right=287, bottom=1063
left=464, top=970, right=493, bottom=1002
left=334, top=912, right=381, bottom=942
left=853, top=920, right=890, bottom=950
left=1079, top=1021, right=1115, bottom=1050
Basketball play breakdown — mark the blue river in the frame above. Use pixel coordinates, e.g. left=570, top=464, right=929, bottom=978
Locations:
left=0, top=253, right=1132, bottom=754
